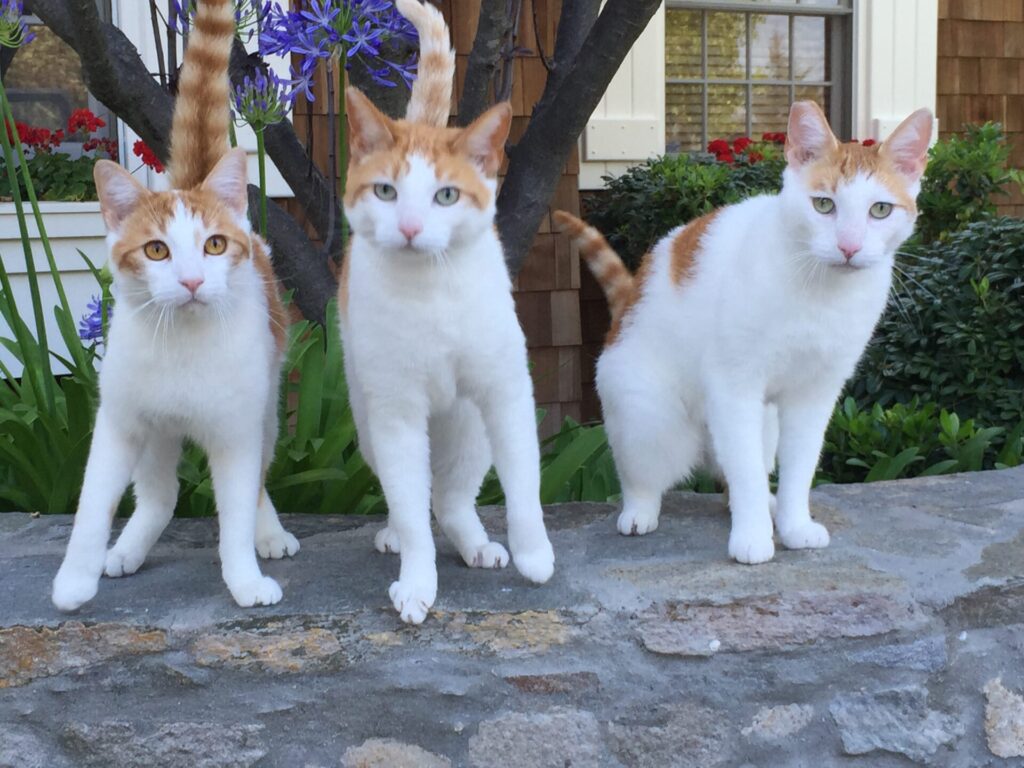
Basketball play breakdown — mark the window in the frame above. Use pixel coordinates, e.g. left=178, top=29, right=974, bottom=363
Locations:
left=2, top=2, right=115, bottom=149
left=666, top=0, right=853, bottom=152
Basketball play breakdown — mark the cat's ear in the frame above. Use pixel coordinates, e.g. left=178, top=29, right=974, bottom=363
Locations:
left=454, top=101, right=512, bottom=176
left=880, top=108, right=933, bottom=183
left=346, top=87, right=395, bottom=160
left=785, top=101, right=838, bottom=168
left=201, top=148, right=249, bottom=217
left=94, top=159, right=148, bottom=230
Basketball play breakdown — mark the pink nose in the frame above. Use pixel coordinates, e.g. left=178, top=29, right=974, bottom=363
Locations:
left=840, top=245, right=860, bottom=261
left=180, top=278, right=204, bottom=295
left=399, top=221, right=422, bottom=242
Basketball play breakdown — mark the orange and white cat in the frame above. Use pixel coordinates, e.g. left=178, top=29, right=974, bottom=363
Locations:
left=557, top=102, right=932, bottom=564
left=52, top=0, right=297, bottom=611
left=339, top=0, right=555, bottom=624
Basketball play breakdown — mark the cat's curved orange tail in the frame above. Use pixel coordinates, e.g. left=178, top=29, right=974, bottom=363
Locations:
left=169, top=0, right=235, bottom=190
left=554, top=211, right=634, bottom=326
left=396, top=0, right=455, bottom=128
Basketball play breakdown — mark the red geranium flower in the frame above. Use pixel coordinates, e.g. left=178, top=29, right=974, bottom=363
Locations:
left=733, top=137, right=753, bottom=153
left=715, top=151, right=735, bottom=164
left=67, top=108, right=106, bottom=135
left=861, top=138, right=877, bottom=147
left=747, top=151, right=764, bottom=164
left=761, top=131, right=786, bottom=144
left=707, top=139, right=731, bottom=154
left=133, top=139, right=164, bottom=173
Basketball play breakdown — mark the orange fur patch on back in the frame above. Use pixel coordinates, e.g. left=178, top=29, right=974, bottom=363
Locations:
left=344, top=121, right=493, bottom=210
left=670, top=211, right=718, bottom=286
left=805, top=143, right=917, bottom=212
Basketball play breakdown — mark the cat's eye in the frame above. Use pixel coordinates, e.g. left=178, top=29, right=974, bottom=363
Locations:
left=434, top=187, right=460, bottom=206
left=143, top=240, right=170, bottom=261
left=812, top=197, right=835, bottom=214
left=374, top=183, right=397, bottom=201
left=869, top=202, right=893, bottom=219
left=204, top=235, right=228, bottom=255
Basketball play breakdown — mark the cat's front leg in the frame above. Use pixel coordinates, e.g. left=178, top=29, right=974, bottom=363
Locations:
left=774, top=387, right=837, bottom=550
left=476, top=377, right=555, bottom=584
left=705, top=384, right=775, bottom=564
left=366, top=403, right=436, bottom=624
left=53, top=409, right=142, bottom=610
left=207, top=436, right=282, bottom=608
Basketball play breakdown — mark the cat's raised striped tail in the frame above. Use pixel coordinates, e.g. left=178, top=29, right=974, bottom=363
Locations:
left=397, top=0, right=454, bottom=127
left=554, top=211, right=634, bottom=325
left=169, top=0, right=235, bottom=190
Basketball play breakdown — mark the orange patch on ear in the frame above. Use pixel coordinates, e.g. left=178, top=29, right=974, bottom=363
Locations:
left=453, top=101, right=512, bottom=177
left=670, top=211, right=718, bottom=286
left=346, top=87, right=396, bottom=161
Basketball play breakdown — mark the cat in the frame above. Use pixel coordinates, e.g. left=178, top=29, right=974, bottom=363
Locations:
left=556, top=102, right=932, bottom=564
left=52, top=0, right=297, bottom=611
left=339, top=0, right=555, bottom=624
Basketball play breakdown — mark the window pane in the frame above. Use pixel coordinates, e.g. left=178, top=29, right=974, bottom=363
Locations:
left=793, top=16, right=826, bottom=81
left=750, top=14, right=789, bottom=80
left=707, top=85, right=746, bottom=140
left=4, top=25, right=91, bottom=129
left=666, top=10, right=702, bottom=79
left=667, top=83, right=703, bottom=153
left=795, top=85, right=830, bottom=119
left=707, top=12, right=746, bottom=79
left=751, top=85, right=790, bottom=136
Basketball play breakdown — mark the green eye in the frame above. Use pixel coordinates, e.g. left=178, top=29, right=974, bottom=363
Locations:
left=434, top=187, right=460, bottom=206
left=373, top=183, right=397, bottom=201
left=812, top=196, right=835, bottom=214
left=869, top=202, right=893, bottom=219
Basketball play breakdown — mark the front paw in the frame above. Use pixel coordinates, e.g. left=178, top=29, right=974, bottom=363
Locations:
left=256, top=529, right=300, bottom=560
left=617, top=507, right=659, bottom=536
left=374, top=526, right=401, bottom=555
left=104, top=546, right=145, bottom=578
left=388, top=578, right=436, bottom=625
left=728, top=528, right=775, bottom=564
left=52, top=567, right=99, bottom=612
left=779, top=521, right=830, bottom=550
left=228, top=575, right=283, bottom=607
left=512, top=539, right=555, bottom=584
left=465, top=541, right=509, bottom=569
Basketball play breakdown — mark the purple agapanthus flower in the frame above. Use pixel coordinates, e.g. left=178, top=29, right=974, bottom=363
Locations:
left=78, top=296, right=110, bottom=343
left=233, top=67, right=296, bottom=131
left=0, top=0, right=34, bottom=48
left=259, top=0, right=418, bottom=94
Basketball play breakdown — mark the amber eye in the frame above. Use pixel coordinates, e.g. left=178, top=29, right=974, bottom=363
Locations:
left=143, top=240, right=169, bottom=261
left=204, top=235, right=228, bottom=255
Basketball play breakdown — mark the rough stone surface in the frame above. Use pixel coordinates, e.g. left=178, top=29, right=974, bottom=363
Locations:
left=341, top=738, right=451, bottom=768
left=3, top=469, right=1024, bottom=766
left=829, top=687, right=964, bottom=762
left=984, top=678, right=1024, bottom=758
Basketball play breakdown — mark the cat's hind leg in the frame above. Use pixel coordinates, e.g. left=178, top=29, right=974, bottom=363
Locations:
left=430, top=398, right=508, bottom=569
left=600, top=364, right=699, bottom=536
left=104, top=432, right=182, bottom=578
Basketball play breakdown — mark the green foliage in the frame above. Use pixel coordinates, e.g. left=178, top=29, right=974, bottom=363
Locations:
left=915, top=122, right=1024, bottom=244
left=584, top=151, right=785, bottom=270
left=819, top=397, right=1019, bottom=485
left=852, top=216, right=1024, bottom=430
left=0, top=153, right=98, bottom=202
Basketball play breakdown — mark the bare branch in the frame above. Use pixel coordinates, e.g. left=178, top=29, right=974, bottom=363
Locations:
left=458, top=0, right=513, bottom=125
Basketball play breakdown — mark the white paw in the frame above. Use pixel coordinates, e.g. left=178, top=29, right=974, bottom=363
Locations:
left=728, top=529, right=775, bottom=564
left=512, top=540, right=555, bottom=584
left=52, top=568, right=99, bottom=612
left=375, top=526, right=401, bottom=555
left=104, top=547, right=145, bottom=578
left=617, top=508, right=659, bottom=536
left=228, top=576, right=283, bottom=607
left=779, top=521, right=830, bottom=550
left=388, top=579, right=436, bottom=625
left=465, top=541, right=509, bottom=569
left=256, top=528, right=300, bottom=559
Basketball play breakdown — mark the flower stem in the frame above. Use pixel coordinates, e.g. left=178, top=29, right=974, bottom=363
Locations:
left=255, top=128, right=268, bottom=237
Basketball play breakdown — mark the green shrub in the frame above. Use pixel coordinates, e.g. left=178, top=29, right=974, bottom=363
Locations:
left=852, top=216, right=1024, bottom=430
left=915, top=122, right=1024, bottom=244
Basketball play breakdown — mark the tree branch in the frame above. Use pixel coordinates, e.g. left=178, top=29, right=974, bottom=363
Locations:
left=496, top=0, right=660, bottom=273
left=458, top=0, right=513, bottom=125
